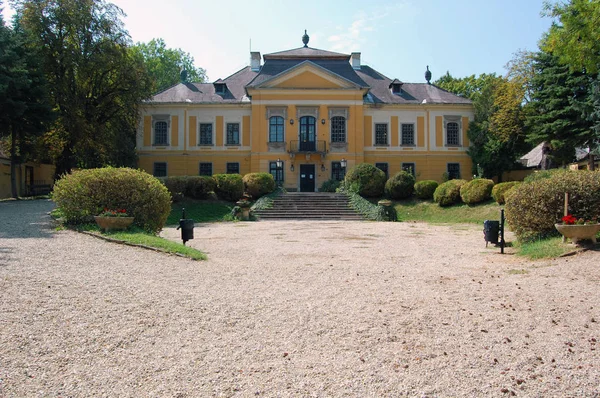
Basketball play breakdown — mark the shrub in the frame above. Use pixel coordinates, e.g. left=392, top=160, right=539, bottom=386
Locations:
left=384, top=171, right=415, bottom=199
left=433, top=179, right=467, bottom=206
left=344, top=163, right=386, bottom=197
left=492, top=181, right=521, bottom=204
left=159, top=176, right=187, bottom=198
left=523, top=168, right=568, bottom=183
left=460, top=179, right=494, bottom=204
left=505, top=170, right=600, bottom=242
left=213, top=174, right=244, bottom=201
left=52, top=167, right=171, bottom=233
left=243, top=172, right=276, bottom=199
left=414, top=180, right=439, bottom=199
left=185, top=176, right=216, bottom=199
left=320, top=179, right=341, bottom=193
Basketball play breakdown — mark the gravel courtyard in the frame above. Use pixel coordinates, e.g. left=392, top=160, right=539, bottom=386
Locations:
left=1, top=200, right=599, bottom=397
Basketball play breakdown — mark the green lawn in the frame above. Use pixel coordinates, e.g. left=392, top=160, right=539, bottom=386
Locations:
left=515, top=237, right=576, bottom=260
left=167, top=199, right=233, bottom=225
left=394, top=197, right=502, bottom=224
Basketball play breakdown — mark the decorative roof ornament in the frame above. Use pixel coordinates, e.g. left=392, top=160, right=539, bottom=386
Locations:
left=302, top=30, right=309, bottom=47
left=180, top=69, right=188, bottom=83
left=425, top=65, right=432, bottom=84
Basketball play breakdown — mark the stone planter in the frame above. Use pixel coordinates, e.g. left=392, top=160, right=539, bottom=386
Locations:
left=235, top=201, right=252, bottom=221
left=377, top=199, right=396, bottom=222
left=94, top=216, right=134, bottom=232
left=555, top=223, right=600, bottom=244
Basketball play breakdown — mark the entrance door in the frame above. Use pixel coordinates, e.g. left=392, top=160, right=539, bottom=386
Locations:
left=299, top=164, right=315, bottom=192
left=299, top=116, right=316, bottom=151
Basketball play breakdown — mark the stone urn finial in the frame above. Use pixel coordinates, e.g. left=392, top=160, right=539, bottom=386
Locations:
left=302, top=30, right=309, bottom=47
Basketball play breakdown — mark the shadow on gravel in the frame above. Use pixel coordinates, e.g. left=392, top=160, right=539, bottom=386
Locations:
left=0, top=200, right=56, bottom=239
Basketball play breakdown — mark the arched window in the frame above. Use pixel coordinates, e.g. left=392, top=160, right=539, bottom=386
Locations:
left=269, top=116, right=284, bottom=142
left=446, top=122, right=460, bottom=146
left=154, top=121, right=168, bottom=145
left=330, top=116, right=346, bottom=143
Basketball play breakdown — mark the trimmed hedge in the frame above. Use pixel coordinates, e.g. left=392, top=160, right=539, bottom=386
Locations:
left=213, top=174, right=244, bottom=202
left=52, top=167, right=171, bottom=233
left=385, top=171, right=415, bottom=199
left=492, top=181, right=521, bottom=204
left=344, top=163, right=386, bottom=197
left=433, top=179, right=467, bottom=206
left=505, top=170, right=600, bottom=242
left=460, top=179, right=494, bottom=205
left=320, top=179, right=341, bottom=193
left=414, top=180, right=439, bottom=200
left=243, top=173, right=276, bottom=199
left=185, top=176, right=216, bottom=199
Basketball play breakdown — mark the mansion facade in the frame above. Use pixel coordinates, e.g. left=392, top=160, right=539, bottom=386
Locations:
left=137, top=33, right=474, bottom=192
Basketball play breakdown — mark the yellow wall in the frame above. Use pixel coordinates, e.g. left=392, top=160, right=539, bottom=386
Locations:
left=0, top=161, right=55, bottom=199
left=272, top=71, right=342, bottom=89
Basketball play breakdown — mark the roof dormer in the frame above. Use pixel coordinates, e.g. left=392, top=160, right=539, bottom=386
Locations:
left=214, top=79, right=227, bottom=94
left=389, top=79, right=403, bottom=94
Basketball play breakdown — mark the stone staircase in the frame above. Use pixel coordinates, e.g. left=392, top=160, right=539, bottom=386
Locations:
left=254, top=192, right=364, bottom=220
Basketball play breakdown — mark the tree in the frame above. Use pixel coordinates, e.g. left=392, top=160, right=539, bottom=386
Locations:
left=0, top=2, right=53, bottom=197
left=13, top=0, right=153, bottom=176
left=132, top=38, right=207, bottom=93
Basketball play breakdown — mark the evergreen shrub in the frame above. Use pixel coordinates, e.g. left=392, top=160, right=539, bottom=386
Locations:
left=414, top=180, right=439, bottom=199
left=213, top=174, right=244, bottom=201
left=492, top=181, right=521, bottom=204
left=459, top=179, right=494, bottom=204
left=242, top=173, right=276, bottom=199
left=433, top=179, right=467, bottom=206
left=320, top=179, right=341, bottom=193
left=344, top=163, right=386, bottom=197
left=185, top=176, right=216, bottom=199
left=505, top=170, right=600, bottom=242
left=384, top=171, right=415, bottom=199
left=52, top=167, right=171, bottom=233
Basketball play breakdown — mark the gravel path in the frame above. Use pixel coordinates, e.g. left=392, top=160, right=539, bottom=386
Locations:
left=1, top=200, right=599, bottom=397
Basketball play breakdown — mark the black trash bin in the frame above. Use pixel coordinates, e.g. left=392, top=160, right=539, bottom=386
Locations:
left=177, top=219, right=195, bottom=245
left=483, top=220, right=500, bottom=246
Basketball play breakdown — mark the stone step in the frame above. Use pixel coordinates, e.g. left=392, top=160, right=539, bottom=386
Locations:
left=255, top=192, right=362, bottom=221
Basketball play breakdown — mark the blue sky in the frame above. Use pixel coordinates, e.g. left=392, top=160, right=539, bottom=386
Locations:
left=2, top=0, right=553, bottom=83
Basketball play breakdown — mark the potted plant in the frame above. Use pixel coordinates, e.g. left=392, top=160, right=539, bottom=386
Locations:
left=235, top=194, right=253, bottom=221
left=555, top=214, right=600, bottom=244
left=94, top=208, right=135, bottom=231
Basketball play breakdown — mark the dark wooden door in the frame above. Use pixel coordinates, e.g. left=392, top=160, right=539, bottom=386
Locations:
left=299, top=164, right=315, bottom=192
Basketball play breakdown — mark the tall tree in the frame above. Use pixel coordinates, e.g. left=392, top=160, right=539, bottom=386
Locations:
left=131, top=38, right=207, bottom=93
left=13, top=0, right=153, bottom=176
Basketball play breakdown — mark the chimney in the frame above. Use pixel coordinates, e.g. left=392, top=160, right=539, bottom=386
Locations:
left=250, top=52, right=261, bottom=72
left=350, top=52, right=361, bottom=70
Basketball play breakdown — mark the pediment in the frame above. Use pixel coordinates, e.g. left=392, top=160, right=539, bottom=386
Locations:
left=257, top=61, right=362, bottom=90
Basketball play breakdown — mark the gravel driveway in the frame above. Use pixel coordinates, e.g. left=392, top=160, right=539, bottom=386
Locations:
left=1, top=200, right=599, bottom=397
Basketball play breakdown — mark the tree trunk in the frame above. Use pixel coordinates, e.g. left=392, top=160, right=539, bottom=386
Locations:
left=10, top=125, right=19, bottom=199
left=589, top=154, right=596, bottom=171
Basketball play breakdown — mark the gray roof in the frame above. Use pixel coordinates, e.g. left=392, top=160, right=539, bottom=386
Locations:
left=263, top=46, right=350, bottom=60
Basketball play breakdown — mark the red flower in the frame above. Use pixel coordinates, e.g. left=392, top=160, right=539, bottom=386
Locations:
left=561, top=214, right=577, bottom=225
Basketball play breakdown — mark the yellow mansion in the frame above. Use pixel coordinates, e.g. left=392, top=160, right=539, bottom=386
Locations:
left=137, top=33, right=474, bottom=192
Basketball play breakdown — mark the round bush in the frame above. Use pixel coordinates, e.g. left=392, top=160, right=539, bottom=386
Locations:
left=159, top=176, right=187, bottom=197
left=384, top=171, right=415, bottom=199
left=492, top=181, right=521, bottom=204
left=505, top=170, right=600, bottom=242
left=243, top=173, right=276, bottom=199
left=213, top=174, right=244, bottom=202
left=344, top=163, right=386, bottom=197
left=320, top=179, right=341, bottom=193
left=185, top=176, right=216, bottom=199
left=414, top=180, right=439, bottom=200
left=52, top=167, right=171, bottom=233
left=459, top=179, right=494, bottom=204
left=433, top=179, right=467, bottom=206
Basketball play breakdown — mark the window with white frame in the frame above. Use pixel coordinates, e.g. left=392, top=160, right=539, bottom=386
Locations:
left=153, top=120, right=169, bottom=146
left=269, top=116, right=284, bottom=142
left=447, top=163, right=460, bottom=180
left=226, top=123, right=240, bottom=145
left=401, top=123, right=415, bottom=146
left=153, top=162, right=167, bottom=177
left=226, top=162, right=240, bottom=174
left=199, top=162, right=212, bottom=176
left=444, top=116, right=461, bottom=146
left=269, top=161, right=284, bottom=184
left=199, top=123, right=213, bottom=145
left=402, top=162, right=416, bottom=176
left=375, top=162, right=388, bottom=179
left=375, top=123, right=388, bottom=146
left=331, top=116, right=346, bottom=143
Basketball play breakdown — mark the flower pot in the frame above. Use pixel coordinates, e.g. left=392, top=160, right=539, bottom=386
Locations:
left=94, top=216, right=134, bottom=232
left=555, top=223, right=600, bottom=244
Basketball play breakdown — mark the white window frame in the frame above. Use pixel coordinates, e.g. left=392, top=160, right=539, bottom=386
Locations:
left=224, top=120, right=242, bottom=146
left=374, top=122, right=389, bottom=146
left=198, top=122, right=214, bottom=146
left=400, top=123, right=416, bottom=146
left=152, top=115, right=170, bottom=146
left=444, top=116, right=462, bottom=147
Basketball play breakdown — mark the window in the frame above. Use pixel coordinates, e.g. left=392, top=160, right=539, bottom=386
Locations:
left=375, top=162, right=388, bottom=179
left=331, top=162, right=345, bottom=181
left=447, top=122, right=460, bottom=146
left=153, top=162, right=167, bottom=177
left=447, top=163, right=460, bottom=180
left=226, top=123, right=240, bottom=145
left=269, top=116, right=284, bottom=142
left=401, top=124, right=415, bottom=146
left=375, top=123, right=388, bottom=146
left=154, top=121, right=168, bottom=145
left=269, top=161, right=284, bottom=184
left=226, top=162, right=240, bottom=174
left=402, top=162, right=416, bottom=177
left=199, top=162, right=212, bottom=176
left=331, top=116, right=346, bottom=143
left=199, top=123, right=213, bottom=145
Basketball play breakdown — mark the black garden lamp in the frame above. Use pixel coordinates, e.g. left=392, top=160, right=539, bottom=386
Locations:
left=276, top=158, right=283, bottom=187
left=341, top=158, right=347, bottom=169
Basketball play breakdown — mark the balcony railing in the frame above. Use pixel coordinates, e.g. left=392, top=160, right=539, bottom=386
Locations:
left=289, top=140, right=327, bottom=154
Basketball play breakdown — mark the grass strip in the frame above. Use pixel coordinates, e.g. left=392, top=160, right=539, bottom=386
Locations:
left=167, top=200, right=233, bottom=225
left=515, top=236, right=590, bottom=260
left=394, top=198, right=502, bottom=224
